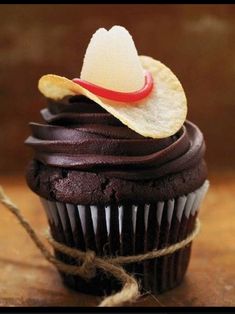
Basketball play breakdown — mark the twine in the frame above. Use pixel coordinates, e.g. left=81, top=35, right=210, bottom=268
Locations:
left=0, top=186, right=200, bottom=307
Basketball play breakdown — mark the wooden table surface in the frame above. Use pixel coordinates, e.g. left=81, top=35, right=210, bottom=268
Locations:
left=0, top=170, right=234, bottom=307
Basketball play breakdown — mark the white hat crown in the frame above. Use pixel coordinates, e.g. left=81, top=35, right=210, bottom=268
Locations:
left=80, top=26, right=145, bottom=93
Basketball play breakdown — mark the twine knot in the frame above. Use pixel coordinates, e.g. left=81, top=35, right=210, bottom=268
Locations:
left=80, top=250, right=96, bottom=279
left=0, top=186, right=201, bottom=307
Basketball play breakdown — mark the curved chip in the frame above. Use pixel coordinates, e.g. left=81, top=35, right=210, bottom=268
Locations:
left=38, top=55, right=187, bottom=139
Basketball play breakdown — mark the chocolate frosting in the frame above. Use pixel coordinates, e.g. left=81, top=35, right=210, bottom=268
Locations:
left=25, top=95, right=206, bottom=181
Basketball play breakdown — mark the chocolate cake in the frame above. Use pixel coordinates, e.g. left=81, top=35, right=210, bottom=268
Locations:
left=25, top=26, right=209, bottom=297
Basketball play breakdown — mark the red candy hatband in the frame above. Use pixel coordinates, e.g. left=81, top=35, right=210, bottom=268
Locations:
left=72, top=70, right=154, bottom=103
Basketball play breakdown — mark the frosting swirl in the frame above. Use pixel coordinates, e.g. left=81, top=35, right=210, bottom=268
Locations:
left=25, top=95, right=206, bottom=180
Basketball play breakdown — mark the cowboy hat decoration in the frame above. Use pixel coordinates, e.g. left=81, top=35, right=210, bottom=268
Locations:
left=38, top=25, right=187, bottom=139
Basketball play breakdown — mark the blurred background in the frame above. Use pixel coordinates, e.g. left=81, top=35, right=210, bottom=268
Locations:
left=0, top=4, right=234, bottom=175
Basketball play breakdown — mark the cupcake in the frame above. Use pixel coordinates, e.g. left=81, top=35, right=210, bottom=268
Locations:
left=25, top=26, right=209, bottom=296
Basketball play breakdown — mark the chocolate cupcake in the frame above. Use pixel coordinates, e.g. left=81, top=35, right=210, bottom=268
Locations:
left=25, top=26, right=209, bottom=296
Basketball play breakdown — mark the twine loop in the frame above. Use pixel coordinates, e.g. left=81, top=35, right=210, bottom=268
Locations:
left=0, top=186, right=200, bottom=307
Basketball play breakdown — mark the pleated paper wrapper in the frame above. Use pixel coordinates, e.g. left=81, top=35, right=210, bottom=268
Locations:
left=40, top=180, right=209, bottom=296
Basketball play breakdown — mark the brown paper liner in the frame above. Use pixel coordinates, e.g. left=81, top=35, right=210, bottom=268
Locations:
left=40, top=180, right=209, bottom=296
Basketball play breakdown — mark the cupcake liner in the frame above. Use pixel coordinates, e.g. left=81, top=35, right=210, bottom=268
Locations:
left=40, top=180, right=209, bottom=296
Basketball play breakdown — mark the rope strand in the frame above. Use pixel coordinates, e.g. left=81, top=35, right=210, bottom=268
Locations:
left=0, top=186, right=200, bottom=307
